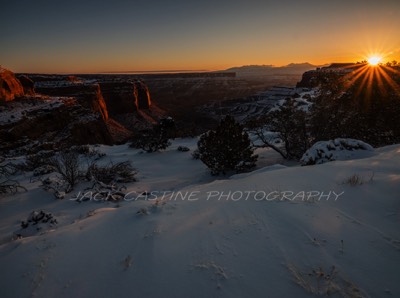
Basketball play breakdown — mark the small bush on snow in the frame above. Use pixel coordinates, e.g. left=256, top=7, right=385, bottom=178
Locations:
left=130, top=117, right=175, bottom=153
left=14, top=210, right=57, bottom=238
left=19, top=151, right=55, bottom=172
left=86, top=161, right=137, bottom=184
left=47, top=150, right=80, bottom=192
left=0, top=160, right=26, bottom=194
left=33, top=165, right=55, bottom=176
left=177, top=145, right=190, bottom=152
left=342, top=174, right=364, bottom=186
left=37, top=147, right=137, bottom=197
left=301, top=138, right=373, bottom=166
left=341, top=172, right=374, bottom=186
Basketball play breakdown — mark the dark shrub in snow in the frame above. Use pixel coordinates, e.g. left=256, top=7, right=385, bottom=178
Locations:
left=130, top=118, right=176, bottom=153
left=177, top=146, right=190, bottom=152
left=86, top=161, right=137, bottom=184
left=197, top=115, right=257, bottom=175
left=14, top=210, right=57, bottom=238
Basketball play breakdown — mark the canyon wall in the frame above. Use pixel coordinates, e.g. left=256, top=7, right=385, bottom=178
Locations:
left=0, top=67, right=25, bottom=101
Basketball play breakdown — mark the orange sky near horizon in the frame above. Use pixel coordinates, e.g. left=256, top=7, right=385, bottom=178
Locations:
left=1, top=0, right=399, bottom=74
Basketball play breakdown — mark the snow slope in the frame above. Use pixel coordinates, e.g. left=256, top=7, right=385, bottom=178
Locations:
left=0, top=140, right=399, bottom=297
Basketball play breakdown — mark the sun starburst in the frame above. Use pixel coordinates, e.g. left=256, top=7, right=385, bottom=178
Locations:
left=342, top=60, right=400, bottom=103
left=367, top=56, right=382, bottom=66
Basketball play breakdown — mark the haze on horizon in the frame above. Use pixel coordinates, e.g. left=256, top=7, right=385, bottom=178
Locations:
left=1, top=0, right=400, bottom=74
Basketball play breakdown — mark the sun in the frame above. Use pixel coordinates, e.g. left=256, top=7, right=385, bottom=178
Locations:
left=367, top=56, right=382, bottom=66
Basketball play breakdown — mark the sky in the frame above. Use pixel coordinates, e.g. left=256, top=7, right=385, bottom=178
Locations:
left=1, top=0, right=400, bottom=73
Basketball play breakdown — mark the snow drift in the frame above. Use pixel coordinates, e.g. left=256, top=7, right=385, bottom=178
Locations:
left=0, top=140, right=399, bottom=297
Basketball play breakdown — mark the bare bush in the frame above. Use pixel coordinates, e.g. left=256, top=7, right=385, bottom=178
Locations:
left=18, top=151, right=55, bottom=171
left=342, top=174, right=364, bottom=186
left=0, top=161, right=26, bottom=194
left=48, top=150, right=80, bottom=192
left=86, top=161, right=136, bottom=184
left=342, top=172, right=374, bottom=186
left=0, top=179, right=26, bottom=195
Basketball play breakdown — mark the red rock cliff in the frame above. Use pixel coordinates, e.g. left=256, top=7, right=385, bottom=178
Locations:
left=0, top=67, right=24, bottom=101
left=35, top=82, right=109, bottom=120
left=134, top=80, right=151, bottom=109
left=99, top=80, right=152, bottom=116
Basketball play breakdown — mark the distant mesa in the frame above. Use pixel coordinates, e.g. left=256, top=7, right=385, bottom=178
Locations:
left=225, top=63, right=317, bottom=71
left=284, top=62, right=317, bottom=69
left=296, top=62, right=365, bottom=88
left=224, top=63, right=318, bottom=78
left=225, top=65, right=274, bottom=72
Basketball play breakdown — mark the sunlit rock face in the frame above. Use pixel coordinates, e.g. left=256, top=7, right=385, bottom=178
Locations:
left=1, top=72, right=159, bottom=152
left=134, top=80, right=151, bottom=109
left=99, top=80, right=152, bottom=115
left=17, top=75, right=35, bottom=96
left=0, top=67, right=25, bottom=101
left=35, top=82, right=109, bottom=120
left=99, top=81, right=138, bottom=115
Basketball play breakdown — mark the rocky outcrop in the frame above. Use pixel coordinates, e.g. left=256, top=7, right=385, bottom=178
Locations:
left=0, top=71, right=160, bottom=151
left=296, top=64, right=366, bottom=88
left=35, top=82, right=108, bottom=120
left=296, top=70, right=318, bottom=88
left=29, top=74, right=153, bottom=119
left=134, top=80, right=151, bottom=109
left=0, top=98, right=113, bottom=154
left=99, top=82, right=137, bottom=115
left=99, top=80, right=151, bottom=116
left=0, top=67, right=24, bottom=101
left=17, top=75, right=35, bottom=96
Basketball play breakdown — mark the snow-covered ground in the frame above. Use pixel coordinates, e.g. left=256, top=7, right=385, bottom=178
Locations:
left=202, top=87, right=316, bottom=123
left=0, top=97, right=64, bottom=125
left=0, top=139, right=399, bottom=297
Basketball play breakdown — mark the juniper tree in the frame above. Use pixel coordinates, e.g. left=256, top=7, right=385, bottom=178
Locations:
left=197, top=115, right=257, bottom=175
left=130, top=117, right=175, bottom=153
left=248, top=98, right=309, bottom=160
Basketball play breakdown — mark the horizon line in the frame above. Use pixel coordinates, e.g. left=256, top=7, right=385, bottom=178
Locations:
left=10, top=61, right=374, bottom=75
left=97, top=69, right=213, bottom=74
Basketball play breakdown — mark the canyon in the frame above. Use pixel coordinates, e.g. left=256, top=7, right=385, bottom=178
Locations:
left=0, top=65, right=314, bottom=154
